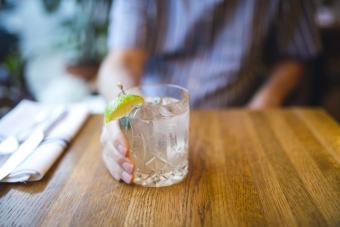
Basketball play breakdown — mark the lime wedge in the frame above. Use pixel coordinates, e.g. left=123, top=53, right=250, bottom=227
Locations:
left=104, top=94, right=144, bottom=123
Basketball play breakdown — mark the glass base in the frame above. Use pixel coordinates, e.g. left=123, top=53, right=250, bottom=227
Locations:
left=133, top=164, right=188, bottom=187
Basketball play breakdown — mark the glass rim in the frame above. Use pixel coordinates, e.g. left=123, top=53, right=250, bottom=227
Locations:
left=127, top=83, right=189, bottom=107
left=127, top=83, right=189, bottom=95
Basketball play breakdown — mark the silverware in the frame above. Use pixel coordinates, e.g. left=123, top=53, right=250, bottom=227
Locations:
left=0, top=107, right=67, bottom=181
left=0, top=110, right=50, bottom=154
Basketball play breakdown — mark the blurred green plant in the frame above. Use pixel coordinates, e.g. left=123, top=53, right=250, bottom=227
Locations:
left=3, top=53, right=24, bottom=88
left=42, top=0, right=112, bottom=65
left=41, top=0, right=61, bottom=13
left=0, top=46, right=27, bottom=116
left=4, top=54, right=21, bottom=76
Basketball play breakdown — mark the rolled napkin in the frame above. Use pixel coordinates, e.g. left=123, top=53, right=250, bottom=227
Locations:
left=0, top=100, right=89, bottom=182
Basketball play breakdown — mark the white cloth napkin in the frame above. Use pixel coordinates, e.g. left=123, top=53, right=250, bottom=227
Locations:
left=0, top=100, right=89, bottom=182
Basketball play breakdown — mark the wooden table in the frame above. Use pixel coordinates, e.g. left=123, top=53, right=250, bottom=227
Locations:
left=1, top=109, right=339, bottom=226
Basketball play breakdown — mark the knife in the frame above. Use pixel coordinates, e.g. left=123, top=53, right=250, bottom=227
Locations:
left=0, top=107, right=67, bottom=181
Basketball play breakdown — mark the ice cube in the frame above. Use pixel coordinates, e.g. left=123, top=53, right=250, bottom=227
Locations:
left=130, top=97, right=186, bottom=120
left=130, top=102, right=159, bottom=120
left=159, top=105, right=174, bottom=117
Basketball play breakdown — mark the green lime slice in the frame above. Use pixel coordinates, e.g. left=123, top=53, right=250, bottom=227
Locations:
left=104, top=94, right=144, bottom=123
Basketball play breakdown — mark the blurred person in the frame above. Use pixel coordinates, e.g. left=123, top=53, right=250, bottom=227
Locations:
left=99, top=0, right=321, bottom=183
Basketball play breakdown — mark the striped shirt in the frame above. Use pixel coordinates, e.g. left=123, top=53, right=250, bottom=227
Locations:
left=108, top=0, right=321, bottom=108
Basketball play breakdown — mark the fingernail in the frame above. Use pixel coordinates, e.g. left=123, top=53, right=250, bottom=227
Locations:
left=122, top=162, right=133, bottom=173
left=115, top=143, right=126, bottom=155
left=121, top=171, right=133, bottom=184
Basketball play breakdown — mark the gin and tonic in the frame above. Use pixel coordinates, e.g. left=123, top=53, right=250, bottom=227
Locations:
left=120, top=84, right=189, bottom=187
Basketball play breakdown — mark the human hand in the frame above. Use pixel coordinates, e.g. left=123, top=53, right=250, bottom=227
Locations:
left=248, top=61, right=303, bottom=109
left=101, top=120, right=134, bottom=183
left=247, top=92, right=280, bottom=109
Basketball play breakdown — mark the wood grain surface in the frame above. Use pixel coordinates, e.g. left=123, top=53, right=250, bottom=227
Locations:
left=0, top=109, right=339, bottom=226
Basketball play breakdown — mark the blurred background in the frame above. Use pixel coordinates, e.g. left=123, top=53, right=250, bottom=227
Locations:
left=0, top=0, right=339, bottom=120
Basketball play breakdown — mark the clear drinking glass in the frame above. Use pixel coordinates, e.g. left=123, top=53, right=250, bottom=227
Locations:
left=120, top=84, right=189, bottom=187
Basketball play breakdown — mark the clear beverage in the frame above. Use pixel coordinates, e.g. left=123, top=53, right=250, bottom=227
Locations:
left=120, top=85, right=189, bottom=187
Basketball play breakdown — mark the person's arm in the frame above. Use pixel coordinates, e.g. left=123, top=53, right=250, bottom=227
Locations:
left=248, top=60, right=303, bottom=108
left=249, top=1, right=320, bottom=109
left=98, top=49, right=146, bottom=184
left=98, top=49, right=147, bottom=101
left=99, top=0, right=149, bottom=100
left=99, top=0, right=150, bottom=184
